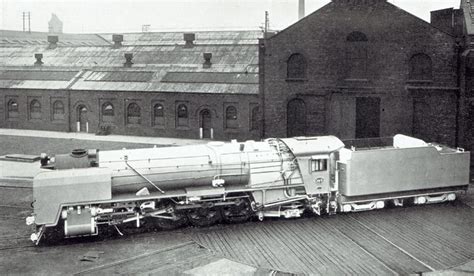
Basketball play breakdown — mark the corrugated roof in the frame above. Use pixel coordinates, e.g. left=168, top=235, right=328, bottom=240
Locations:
left=0, top=30, right=260, bottom=94
left=85, top=71, right=154, bottom=82
left=0, top=70, right=78, bottom=81
left=0, top=30, right=110, bottom=47
left=99, top=30, right=262, bottom=46
left=71, top=80, right=258, bottom=94
left=0, top=45, right=259, bottom=69
left=162, top=72, right=258, bottom=84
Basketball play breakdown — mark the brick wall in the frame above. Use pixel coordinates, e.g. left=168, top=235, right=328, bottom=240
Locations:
left=1, top=88, right=70, bottom=132
left=262, top=0, right=458, bottom=142
left=0, top=87, right=261, bottom=141
left=411, top=89, right=458, bottom=146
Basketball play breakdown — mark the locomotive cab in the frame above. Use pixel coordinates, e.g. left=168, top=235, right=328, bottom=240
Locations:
left=308, top=155, right=330, bottom=193
left=279, top=136, right=345, bottom=215
left=280, top=136, right=344, bottom=195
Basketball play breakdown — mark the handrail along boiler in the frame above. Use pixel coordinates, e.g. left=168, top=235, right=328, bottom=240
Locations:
left=26, top=135, right=470, bottom=244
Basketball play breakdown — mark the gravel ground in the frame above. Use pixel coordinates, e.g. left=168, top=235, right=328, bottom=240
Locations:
left=0, top=135, right=161, bottom=156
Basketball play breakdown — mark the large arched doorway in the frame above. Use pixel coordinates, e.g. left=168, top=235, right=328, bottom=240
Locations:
left=287, top=99, right=306, bottom=137
left=199, top=109, right=212, bottom=139
left=77, top=105, right=88, bottom=132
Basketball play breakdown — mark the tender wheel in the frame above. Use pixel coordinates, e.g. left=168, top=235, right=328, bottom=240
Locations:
left=221, top=199, right=253, bottom=223
left=187, top=206, right=222, bottom=227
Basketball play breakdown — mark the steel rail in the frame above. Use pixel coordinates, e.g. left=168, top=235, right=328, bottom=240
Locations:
left=347, top=215, right=436, bottom=272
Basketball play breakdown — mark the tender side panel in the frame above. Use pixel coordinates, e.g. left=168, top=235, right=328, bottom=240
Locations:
left=340, top=148, right=470, bottom=197
left=33, top=168, right=112, bottom=225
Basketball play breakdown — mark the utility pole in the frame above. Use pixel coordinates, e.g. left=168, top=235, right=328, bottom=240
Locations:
left=28, top=12, right=31, bottom=33
left=22, top=12, right=25, bottom=32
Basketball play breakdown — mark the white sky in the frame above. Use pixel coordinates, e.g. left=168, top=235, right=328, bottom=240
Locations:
left=0, top=0, right=462, bottom=33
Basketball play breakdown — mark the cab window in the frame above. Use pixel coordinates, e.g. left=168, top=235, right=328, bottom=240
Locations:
left=311, top=159, right=327, bottom=172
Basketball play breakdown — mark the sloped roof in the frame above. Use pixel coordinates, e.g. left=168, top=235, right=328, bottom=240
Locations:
left=0, top=69, right=78, bottom=81
left=0, top=30, right=261, bottom=94
left=67, top=68, right=258, bottom=94
left=98, top=30, right=262, bottom=46
left=84, top=71, right=155, bottom=82
left=162, top=72, right=258, bottom=84
left=0, top=30, right=110, bottom=47
left=0, top=30, right=260, bottom=68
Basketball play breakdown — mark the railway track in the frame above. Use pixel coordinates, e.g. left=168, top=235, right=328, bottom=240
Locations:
left=0, top=235, right=34, bottom=251
left=192, top=204, right=474, bottom=275
left=0, top=193, right=35, bottom=251
left=73, top=241, right=217, bottom=275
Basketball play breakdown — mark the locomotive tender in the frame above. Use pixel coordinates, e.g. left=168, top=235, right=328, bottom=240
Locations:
left=26, top=135, right=470, bottom=244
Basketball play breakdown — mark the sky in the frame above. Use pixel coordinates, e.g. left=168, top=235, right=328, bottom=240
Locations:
left=0, top=0, right=462, bottom=34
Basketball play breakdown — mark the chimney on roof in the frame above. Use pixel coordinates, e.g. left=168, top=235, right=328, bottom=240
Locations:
left=124, top=53, right=133, bottom=67
left=47, top=35, right=58, bottom=49
left=48, top=13, right=63, bottom=34
left=112, top=34, right=123, bottom=48
left=203, top=53, right=212, bottom=68
left=298, top=0, right=305, bottom=20
left=34, top=53, right=43, bottom=66
left=183, top=33, right=195, bottom=48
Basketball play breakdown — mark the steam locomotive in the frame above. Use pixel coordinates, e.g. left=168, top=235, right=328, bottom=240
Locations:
left=26, top=135, right=470, bottom=244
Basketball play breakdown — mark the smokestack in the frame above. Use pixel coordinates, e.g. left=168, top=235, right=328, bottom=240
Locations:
left=183, top=33, right=195, bottom=48
left=203, top=53, right=212, bottom=68
left=124, top=53, right=133, bottom=67
left=34, top=53, right=43, bottom=66
left=47, top=35, right=58, bottom=49
left=298, top=0, right=305, bottom=20
left=112, top=34, right=123, bottom=48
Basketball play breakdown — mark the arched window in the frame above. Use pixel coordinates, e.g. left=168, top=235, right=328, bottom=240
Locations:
left=7, top=99, right=19, bottom=119
left=153, top=103, right=164, bottom=126
left=177, top=104, right=188, bottom=127
left=409, top=53, right=432, bottom=81
left=346, top=31, right=368, bottom=78
left=127, top=103, right=141, bottom=125
left=29, top=99, right=41, bottom=120
left=52, top=100, right=65, bottom=121
left=102, top=103, right=114, bottom=116
left=101, top=102, right=114, bottom=123
left=225, top=106, right=238, bottom=129
left=287, top=53, right=306, bottom=79
left=250, top=106, right=261, bottom=131
left=347, top=31, right=368, bottom=42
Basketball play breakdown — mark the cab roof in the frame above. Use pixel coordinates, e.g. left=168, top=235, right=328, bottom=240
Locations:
left=280, top=136, right=345, bottom=156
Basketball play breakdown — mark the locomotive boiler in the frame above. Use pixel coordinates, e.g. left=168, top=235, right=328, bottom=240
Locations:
left=26, top=135, right=470, bottom=244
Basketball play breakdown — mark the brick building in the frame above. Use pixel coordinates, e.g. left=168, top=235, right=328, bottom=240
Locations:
left=0, top=0, right=472, bottom=158
left=0, top=31, right=262, bottom=141
left=261, top=0, right=460, bottom=148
